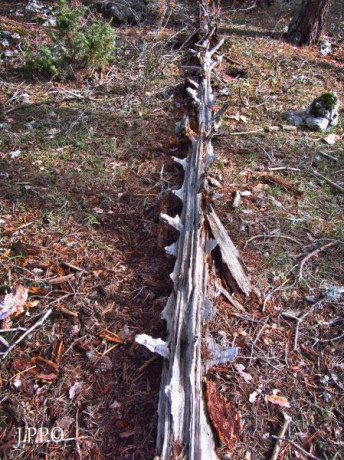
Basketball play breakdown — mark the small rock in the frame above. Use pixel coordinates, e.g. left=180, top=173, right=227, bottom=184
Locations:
left=323, top=392, right=332, bottom=403
left=285, top=111, right=304, bottom=127
left=284, top=92, right=340, bottom=132
left=319, top=37, right=332, bottom=55
left=43, top=17, right=57, bottom=27
left=9, top=149, right=21, bottom=159
left=90, top=0, right=148, bottom=25
left=305, top=116, right=329, bottom=132
left=17, top=93, right=30, bottom=104
left=309, top=92, right=339, bottom=127
left=24, top=121, right=36, bottom=130
left=292, top=73, right=306, bottom=82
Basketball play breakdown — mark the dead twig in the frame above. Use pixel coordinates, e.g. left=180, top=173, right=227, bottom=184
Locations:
left=265, top=166, right=344, bottom=193
left=216, top=283, right=246, bottom=312
left=138, top=355, right=158, bottom=373
left=299, top=241, right=340, bottom=280
left=75, top=409, right=82, bottom=459
left=60, top=261, right=88, bottom=273
left=309, top=169, right=344, bottom=194
left=314, top=331, right=344, bottom=343
left=0, top=309, right=52, bottom=360
left=262, top=174, right=303, bottom=197
left=229, top=129, right=265, bottom=135
left=318, top=150, right=338, bottom=162
left=244, top=234, right=302, bottom=249
left=271, top=435, right=321, bottom=460
left=270, top=411, right=292, bottom=460
left=46, top=274, right=76, bottom=285
left=293, top=299, right=324, bottom=350
left=249, top=316, right=270, bottom=364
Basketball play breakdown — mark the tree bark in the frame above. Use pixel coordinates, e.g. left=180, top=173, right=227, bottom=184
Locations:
left=286, top=0, right=331, bottom=46
left=257, top=0, right=274, bottom=7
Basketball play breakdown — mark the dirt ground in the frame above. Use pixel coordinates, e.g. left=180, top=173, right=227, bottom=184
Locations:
left=0, top=1, right=343, bottom=459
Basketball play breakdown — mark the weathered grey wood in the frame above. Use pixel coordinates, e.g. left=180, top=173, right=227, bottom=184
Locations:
left=207, top=206, right=251, bottom=297
left=136, top=2, right=252, bottom=459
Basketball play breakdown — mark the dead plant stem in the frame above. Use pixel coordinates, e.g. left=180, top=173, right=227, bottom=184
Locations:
left=270, top=411, right=292, bottom=460
left=271, top=436, right=321, bottom=460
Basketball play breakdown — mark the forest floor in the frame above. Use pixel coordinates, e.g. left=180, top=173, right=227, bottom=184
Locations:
left=0, top=1, right=343, bottom=459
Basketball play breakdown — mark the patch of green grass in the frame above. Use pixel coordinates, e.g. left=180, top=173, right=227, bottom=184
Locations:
left=266, top=248, right=294, bottom=275
left=268, top=185, right=283, bottom=198
left=84, top=212, right=100, bottom=226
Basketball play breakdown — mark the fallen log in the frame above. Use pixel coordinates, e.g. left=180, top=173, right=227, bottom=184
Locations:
left=136, top=2, right=253, bottom=458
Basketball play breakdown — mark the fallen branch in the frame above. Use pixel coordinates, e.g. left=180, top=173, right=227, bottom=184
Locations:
left=318, top=150, right=338, bottom=162
left=0, top=309, right=52, bottom=360
left=60, top=261, right=88, bottom=273
left=314, top=331, right=344, bottom=343
left=262, top=174, right=303, bottom=197
left=265, top=166, right=344, bottom=193
left=299, top=240, right=340, bottom=280
left=134, top=3, right=253, bottom=457
left=309, top=169, right=344, bottom=194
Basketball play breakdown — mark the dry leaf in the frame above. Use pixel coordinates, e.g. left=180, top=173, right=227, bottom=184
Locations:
left=235, top=364, right=253, bottom=383
left=69, top=381, right=83, bottom=400
left=119, top=431, right=135, bottom=438
left=323, top=134, right=339, bottom=145
left=266, top=394, right=290, bottom=408
left=110, top=400, right=121, bottom=410
left=92, top=207, right=104, bottom=214
left=0, top=285, right=28, bottom=320
left=36, top=373, right=57, bottom=381
left=98, top=329, right=124, bottom=344
left=58, top=416, right=74, bottom=431
left=249, top=391, right=259, bottom=403
left=226, top=114, right=248, bottom=123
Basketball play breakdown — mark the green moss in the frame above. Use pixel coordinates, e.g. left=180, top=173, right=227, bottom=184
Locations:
left=311, top=92, right=338, bottom=116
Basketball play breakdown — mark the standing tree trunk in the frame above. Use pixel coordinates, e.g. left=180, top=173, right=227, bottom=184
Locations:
left=286, top=0, right=331, bottom=46
left=257, top=0, right=274, bottom=7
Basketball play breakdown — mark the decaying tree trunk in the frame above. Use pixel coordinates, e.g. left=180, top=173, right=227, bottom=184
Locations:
left=286, top=0, right=331, bottom=46
left=136, top=2, right=252, bottom=458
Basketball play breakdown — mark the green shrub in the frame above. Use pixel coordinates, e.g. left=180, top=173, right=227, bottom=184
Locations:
left=24, top=0, right=116, bottom=78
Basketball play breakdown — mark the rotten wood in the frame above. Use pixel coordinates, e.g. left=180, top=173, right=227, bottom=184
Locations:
left=135, top=2, right=253, bottom=458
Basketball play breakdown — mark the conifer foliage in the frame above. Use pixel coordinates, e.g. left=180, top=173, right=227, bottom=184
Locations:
left=24, top=0, right=116, bottom=78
